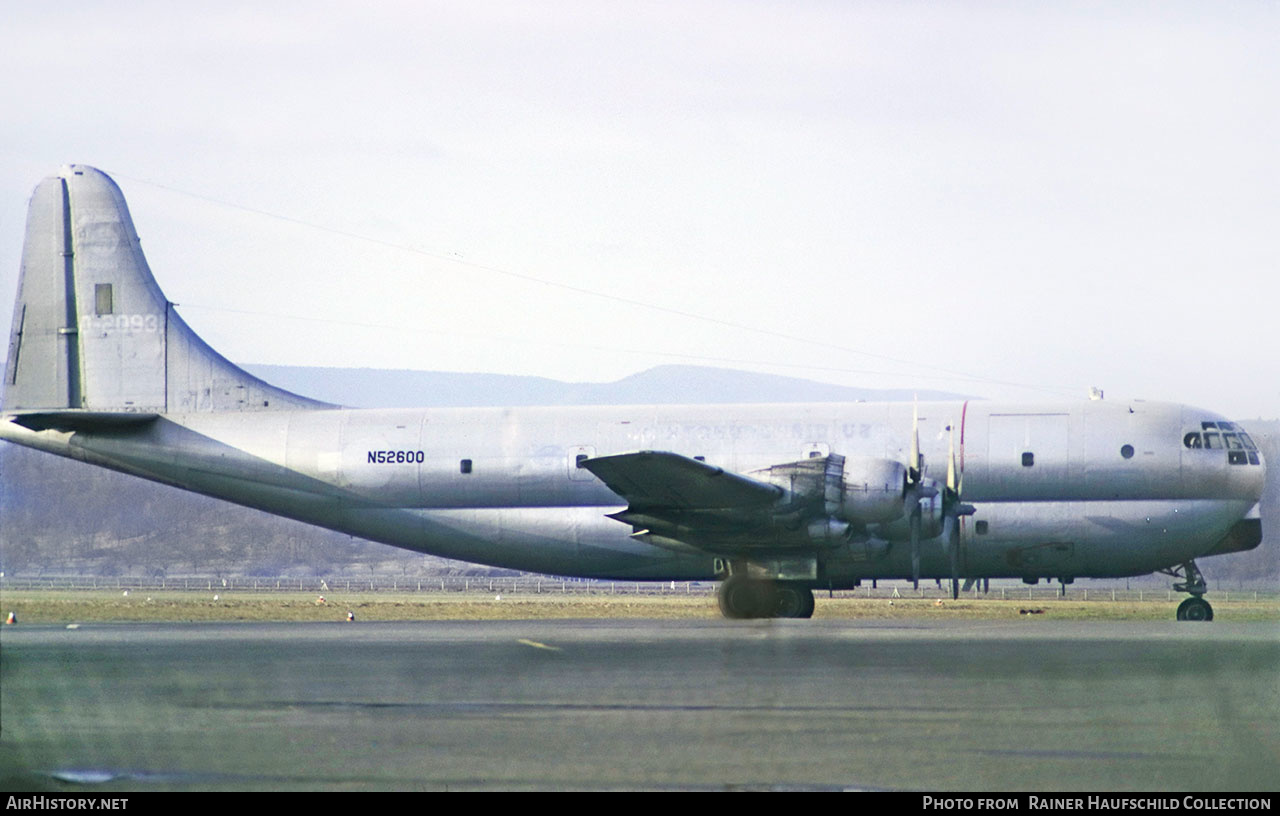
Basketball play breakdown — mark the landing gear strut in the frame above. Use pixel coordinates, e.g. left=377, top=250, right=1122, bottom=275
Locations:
left=717, top=576, right=815, bottom=619
left=1161, top=560, right=1214, bottom=622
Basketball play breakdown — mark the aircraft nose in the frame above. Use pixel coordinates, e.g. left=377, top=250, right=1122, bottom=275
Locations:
left=1247, top=447, right=1266, bottom=496
left=1227, top=441, right=1266, bottom=502
left=1179, top=413, right=1267, bottom=502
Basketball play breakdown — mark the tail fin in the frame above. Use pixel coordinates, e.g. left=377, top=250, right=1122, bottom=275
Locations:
left=3, top=165, right=327, bottom=413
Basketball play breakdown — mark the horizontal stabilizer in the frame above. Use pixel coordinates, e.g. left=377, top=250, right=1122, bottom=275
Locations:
left=580, top=451, right=783, bottom=510
left=7, top=410, right=159, bottom=433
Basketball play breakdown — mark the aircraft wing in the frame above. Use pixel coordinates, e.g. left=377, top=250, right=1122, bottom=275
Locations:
left=579, top=451, right=784, bottom=510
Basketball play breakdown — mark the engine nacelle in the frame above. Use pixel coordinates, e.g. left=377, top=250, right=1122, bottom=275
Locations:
left=835, top=457, right=909, bottom=524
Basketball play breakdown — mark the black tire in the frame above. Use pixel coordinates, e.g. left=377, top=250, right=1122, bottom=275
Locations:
left=718, top=577, right=771, bottom=619
left=773, top=585, right=815, bottom=619
left=1176, top=596, right=1214, bottom=622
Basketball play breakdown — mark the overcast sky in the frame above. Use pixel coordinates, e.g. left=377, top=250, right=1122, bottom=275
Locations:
left=3, top=2, right=1278, bottom=419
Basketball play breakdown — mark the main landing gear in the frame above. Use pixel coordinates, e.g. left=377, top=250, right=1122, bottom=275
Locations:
left=1162, top=559, right=1214, bottom=622
left=717, top=576, right=815, bottom=619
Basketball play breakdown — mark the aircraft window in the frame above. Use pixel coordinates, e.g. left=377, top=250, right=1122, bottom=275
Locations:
left=1021, top=452, right=1034, bottom=467
left=1203, top=433, right=1221, bottom=449
left=1183, top=433, right=1202, bottom=449
left=976, top=520, right=989, bottom=535
left=1249, top=452, right=1261, bottom=465
left=1223, top=433, right=1244, bottom=450
left=460, top=459, right=472, bottom=474
left=95, top=284, right=113, bottom=316
left=1239, top=433, right=1258, bottom=451
left=1201, top=421, right=1220, bottom=431
left=1120, top=444, right=1134, bottom=459
left=1228, top=450, right=1248, bottom=465
left=575, top=454, right=588, bottom=468
left=1219, top=421, right=1238, bottom=431
left=694, top=456, right=706, bottom=462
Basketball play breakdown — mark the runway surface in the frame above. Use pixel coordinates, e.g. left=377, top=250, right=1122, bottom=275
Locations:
left=2, top=618, right=1278, bottom=791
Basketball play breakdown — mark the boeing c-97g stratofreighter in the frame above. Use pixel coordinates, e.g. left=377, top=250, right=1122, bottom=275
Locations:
left=1, top=166, right=1266, bottom=619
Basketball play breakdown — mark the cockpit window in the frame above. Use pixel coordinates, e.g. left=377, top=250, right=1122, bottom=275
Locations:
left=1185, top=421, right=1262, bottom=465
left=1203, top=421, right=1236, bottom=431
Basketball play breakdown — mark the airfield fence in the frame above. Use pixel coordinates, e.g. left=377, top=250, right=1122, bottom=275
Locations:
left=1, top=574, right=1277, bottom=604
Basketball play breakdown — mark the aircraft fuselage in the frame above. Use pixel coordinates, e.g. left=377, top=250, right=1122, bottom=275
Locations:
left=4, top=396, right=1261, bottom=587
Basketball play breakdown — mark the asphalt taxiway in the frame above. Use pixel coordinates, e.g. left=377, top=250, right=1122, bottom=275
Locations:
left=2, top=619, right=1277, bottom=791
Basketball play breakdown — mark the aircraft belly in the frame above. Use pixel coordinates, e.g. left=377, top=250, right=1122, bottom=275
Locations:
left=409, top=507, right=714, bottom=579
left=962, top=499, right=1251, bottom=578
left=821, top=496, right=1252, bottom=586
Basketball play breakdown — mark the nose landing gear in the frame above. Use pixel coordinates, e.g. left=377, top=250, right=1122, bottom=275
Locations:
left=1176, top=596, right=1214, bottom=621
left=1162, top=560, right=1214, bottom=622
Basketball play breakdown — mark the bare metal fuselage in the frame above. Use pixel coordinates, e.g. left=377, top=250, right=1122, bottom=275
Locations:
left=3, top=397, right=1260, bottom=586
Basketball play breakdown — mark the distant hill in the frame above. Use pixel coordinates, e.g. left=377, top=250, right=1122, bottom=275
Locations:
left=240, top=363, right=966, bottom=408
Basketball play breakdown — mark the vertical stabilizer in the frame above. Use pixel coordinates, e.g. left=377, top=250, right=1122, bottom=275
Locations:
left=2, top=165, right=328, bottom=413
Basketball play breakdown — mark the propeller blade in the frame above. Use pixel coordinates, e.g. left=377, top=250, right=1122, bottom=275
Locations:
left=950, top=540, right=960, bottom=600
left=946, top=515, right=960, bottom=600
left=946, top=420, right=959, bottom=496
left=904, top=399, right=925, bottom=592
left=910, top=504, right=921, bottom=590
left=909, top=396, right=922, bottom=483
